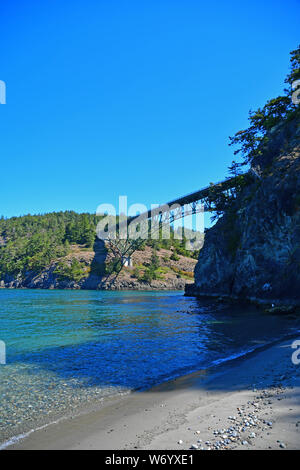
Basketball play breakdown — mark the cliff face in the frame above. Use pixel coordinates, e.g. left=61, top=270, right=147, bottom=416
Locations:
left=187, top=118, right=300, bottom=305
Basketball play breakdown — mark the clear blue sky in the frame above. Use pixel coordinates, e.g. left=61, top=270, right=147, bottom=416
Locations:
left=0, top=0, right=299, bottom=219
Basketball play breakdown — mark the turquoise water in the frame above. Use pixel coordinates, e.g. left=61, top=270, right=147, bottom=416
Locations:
left=0, top=289, right=299, bottom=444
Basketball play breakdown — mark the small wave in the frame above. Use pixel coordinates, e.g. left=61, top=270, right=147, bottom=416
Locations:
left=0, top=389, right=131, bottom=450
left=0, top=420, right=62, bottom=450
left=211, top=329, right=300, bottom=368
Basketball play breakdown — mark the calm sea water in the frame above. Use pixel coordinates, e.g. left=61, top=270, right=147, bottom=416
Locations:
left=0, top=289, right=299, bottom=444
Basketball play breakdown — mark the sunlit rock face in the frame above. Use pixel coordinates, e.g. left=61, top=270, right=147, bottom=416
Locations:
left=189, top=117, right=300, bottom=304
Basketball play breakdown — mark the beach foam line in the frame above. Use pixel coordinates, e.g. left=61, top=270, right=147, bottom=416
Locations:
left=211, top=329, right=300, bottom=368
left=0, top=389, right=131, bottom=451
left=0, top=419, right=63, bottom=450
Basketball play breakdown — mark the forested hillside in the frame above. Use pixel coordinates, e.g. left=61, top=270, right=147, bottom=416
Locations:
left=0, top=211, right=201, bottom=289
left=0, top=212, right=97, bottom=278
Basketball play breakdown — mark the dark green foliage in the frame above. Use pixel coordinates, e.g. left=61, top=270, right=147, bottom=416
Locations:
left=229, top=45, right=300, bottom=166
left=227, top=160, right=245, bottom=177
left=132, top=266, right=143, bottom=280
left=170, top=251, right=179, bottom=261
left=105, top=259, right=122, bottom=275
left=141, top=268, right=157, bottom=283
left=65, top=214, right=95, bottom=247
left=141, top=264, right=162, bottom=283
left=146, top=239, right=161, bottom=251
left=150, top=250, right=160, bottom=269
left=140, top=249, right=161, bottom=283
left=229, top=96, right=294, bottom=164
left=161, top=239, right=172, bottom=249
left=54, top=259, right=86, bottom=282
left=285, top=46, right=300, bottom=87
left=207, top=174, right=249, bottom=221
left=0, top=211, right=102, bottom=279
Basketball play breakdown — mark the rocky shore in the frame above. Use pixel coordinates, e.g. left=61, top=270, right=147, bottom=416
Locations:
left=0, top=245, right=196, bottom=291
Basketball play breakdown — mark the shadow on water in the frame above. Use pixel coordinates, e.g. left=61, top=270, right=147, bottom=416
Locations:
left=3, top=291, right=300, bottom=393
left=1, top=290, right=300, bottom=444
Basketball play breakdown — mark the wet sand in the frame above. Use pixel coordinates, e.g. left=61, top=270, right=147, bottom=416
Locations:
left=7, top=338, right=300, bottom=450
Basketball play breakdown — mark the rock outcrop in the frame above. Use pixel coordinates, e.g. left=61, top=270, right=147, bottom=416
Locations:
left=186, top=117, right=300, bottom=306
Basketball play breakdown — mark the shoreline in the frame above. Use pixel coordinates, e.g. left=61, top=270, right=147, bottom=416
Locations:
left=2, top=285, right=300, bottom=312
left=5, top=335, right=300, bottom=450
left=184, top=285, right=300, bottom=310
left=0, top=286, right=187, bottom=291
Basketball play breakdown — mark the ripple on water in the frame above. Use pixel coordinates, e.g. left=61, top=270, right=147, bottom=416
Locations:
left=0, top=289, right=299, bottom=444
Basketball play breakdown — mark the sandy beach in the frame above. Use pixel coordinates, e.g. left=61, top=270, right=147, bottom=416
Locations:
left=6, top=336, right=299, bottom=451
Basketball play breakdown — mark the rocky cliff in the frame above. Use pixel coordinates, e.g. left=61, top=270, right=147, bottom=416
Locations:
left=186, top=116, right=300, bottom=306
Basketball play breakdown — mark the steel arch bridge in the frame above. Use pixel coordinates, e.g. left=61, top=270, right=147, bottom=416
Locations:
left=96, top=175, right=247, bottom=274
left=98, top=175, right=241, bottom=240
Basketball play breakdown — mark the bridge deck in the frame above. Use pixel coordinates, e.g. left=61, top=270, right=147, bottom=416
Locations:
left=126, top=176, right=240, bottom=224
